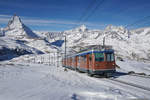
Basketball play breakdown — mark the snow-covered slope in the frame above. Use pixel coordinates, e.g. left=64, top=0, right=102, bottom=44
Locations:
left=3, top=15, right=38, bottom=39
left=0, top=59, right=150, bottom=100
left=0, top=36, right=44, bottom=61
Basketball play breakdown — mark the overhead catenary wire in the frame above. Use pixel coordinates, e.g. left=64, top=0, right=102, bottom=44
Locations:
left=81, top=0, right=105, bottom=23
left=80, top=0, right=150, bottom=29
left=78, top=0, right=98, bottom=25
left=125, top=15, right=150, bottom=29
left=72, top=0, right=106, bottom=29
left=71, top=0, right=98, bottom=29
left=129, top=20, right=150, bottom=29
left=73, top=0, right=150, bottom=30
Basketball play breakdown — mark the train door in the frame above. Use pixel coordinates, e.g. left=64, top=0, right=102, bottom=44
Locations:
left=86, top=54, right=89, bottom=71
left=77, top=56, right=80, bottom=69
left=105, top=53, right=115, bottom=69
left=79, top=55, right=87, bottom=72
left=88, top=53, right=94, bottom=72
left=75, top=56, right=78, bottom=69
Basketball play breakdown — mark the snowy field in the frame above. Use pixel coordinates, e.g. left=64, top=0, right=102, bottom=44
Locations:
left=0, top=56, right=150, bottom=100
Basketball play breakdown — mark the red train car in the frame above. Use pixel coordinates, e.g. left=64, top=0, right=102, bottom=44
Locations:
left=62, top=48, right=116, bottom=76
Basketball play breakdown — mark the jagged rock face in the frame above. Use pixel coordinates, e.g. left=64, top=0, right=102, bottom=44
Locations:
left=105, top=25, right=130, bottom=40
left=105, top=24, right=125, bottom=31
left=4, top=15, right=38, bottom=39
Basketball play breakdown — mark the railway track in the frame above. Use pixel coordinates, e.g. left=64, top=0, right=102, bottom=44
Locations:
left=112, top=71, right=150, bottom=79
left=107, top=78, right=150, bottom=92
left=129, top=73, right=150, bottom=79
left=92, top=74, right=150, bottom=92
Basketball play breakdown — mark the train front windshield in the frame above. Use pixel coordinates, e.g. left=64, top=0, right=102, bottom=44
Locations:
left=94, top=52, right=114, bottom=62
left=94, top=53, right=104, bottom=61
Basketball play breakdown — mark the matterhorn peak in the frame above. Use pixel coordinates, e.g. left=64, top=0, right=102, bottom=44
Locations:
left=4, top=14, right=38, bottom=39
left=7, top=14, right=23, bottom=29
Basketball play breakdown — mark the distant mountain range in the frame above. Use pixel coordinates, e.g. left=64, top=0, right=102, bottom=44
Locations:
left=0, top=15, right=150, bottom=62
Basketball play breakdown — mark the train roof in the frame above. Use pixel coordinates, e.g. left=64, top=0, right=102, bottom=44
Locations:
left=64, top=49, right=114, bottom=58
left=76, top=49, right=114, bottom=56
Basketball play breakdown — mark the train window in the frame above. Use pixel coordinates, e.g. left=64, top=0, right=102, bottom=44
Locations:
left=79, top=55, right=86, bottom=61
left=89, top=54, right=92, bottom=61
left=78, top=56, right=81, bottom=63
left=94, top=53, right=104, bottom=61
left=111, top=54, right=114, bottom=61
left=82, top=55, right=86, bottom=61
left=72, top=57, right=75, bottom=63
left=106, top=53, right=114, bottom=61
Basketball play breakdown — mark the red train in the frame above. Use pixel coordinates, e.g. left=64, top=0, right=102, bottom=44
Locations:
left=62, top=47, right=116, bottom=76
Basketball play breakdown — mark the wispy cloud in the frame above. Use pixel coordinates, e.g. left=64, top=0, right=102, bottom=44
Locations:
left=0, top=14, right=11, bottom=24
left=0, top=14, right=11, bottom=18
left=0, top=14, right=106, bottom=30
left=0, top=14, right=77, bottom=26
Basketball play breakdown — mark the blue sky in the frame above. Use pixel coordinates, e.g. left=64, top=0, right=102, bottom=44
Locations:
left=0, top=0, right=150, bottom=31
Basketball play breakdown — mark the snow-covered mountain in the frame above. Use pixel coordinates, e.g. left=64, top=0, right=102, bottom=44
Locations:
left=104, top=24, right=130, bottom=40
left=3, top=15, right=38, bottom=39
left=0, top=15, right=58, bottom=61
left=59, top=25, right=150, bottom=62
left=0, top=14, right=150, bottom=62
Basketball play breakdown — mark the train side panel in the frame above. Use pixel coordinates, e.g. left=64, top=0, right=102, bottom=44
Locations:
left=72, top=56, right=77, bottom=69
left=88, top=54, right=95, bottom=73
left=77, top=55, right=89, bottom=72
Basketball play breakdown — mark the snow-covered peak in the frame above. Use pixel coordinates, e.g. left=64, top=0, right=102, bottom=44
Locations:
left=105, top=24, right=125, bottom=32
left=105, top=24, right=114, bottom=30
left=64, top=24, right=88, bottom=34
left=131, top=27, right=150, bottom=36
left=77, top=24, right=87, bottom=32
left=4, top=14, right=38, bottom=39
left=73, top=24, right=88, bottom=32
left=7, top=14, right=23, bottom=29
